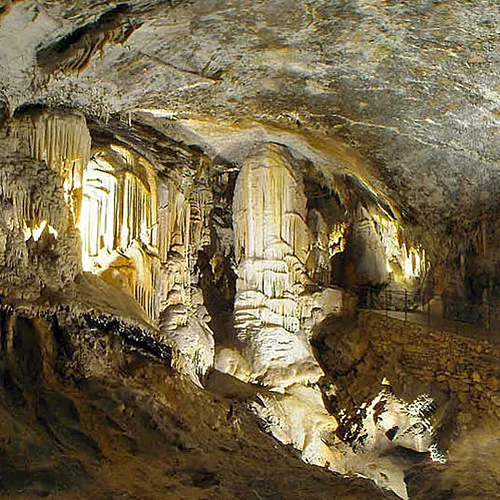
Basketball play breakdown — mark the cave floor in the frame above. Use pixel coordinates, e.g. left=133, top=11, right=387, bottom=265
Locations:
left=0, top=351, right=395, bottom=500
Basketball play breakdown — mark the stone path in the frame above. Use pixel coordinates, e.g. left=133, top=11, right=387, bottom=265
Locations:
left=372, top=309, right=500, bottom=345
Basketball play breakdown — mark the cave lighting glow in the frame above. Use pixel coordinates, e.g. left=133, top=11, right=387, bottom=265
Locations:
left=23, top=220, right=59, bottom=242
left=79, top=158, right=117, bottom=272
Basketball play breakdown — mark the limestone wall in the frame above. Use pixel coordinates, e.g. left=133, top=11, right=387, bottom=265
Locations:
left=358, top=312, right=500, bottom=427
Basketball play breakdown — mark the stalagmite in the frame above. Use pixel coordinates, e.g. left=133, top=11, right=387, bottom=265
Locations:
left=158, top=176, right=191, bottom=321
left=156, top=163, right=215, bottom=383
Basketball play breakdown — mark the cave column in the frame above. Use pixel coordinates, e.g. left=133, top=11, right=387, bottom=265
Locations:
left=231, top=143, right=323, bottom=388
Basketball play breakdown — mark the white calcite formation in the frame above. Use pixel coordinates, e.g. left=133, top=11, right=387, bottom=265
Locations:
left=231, top=143, right=333, bottom=388
left=157, top=165, right=215, bottom=383
left=2, top=108, right=215, bottom=383
left=347, top=205, right=427, bottom=295
left=79, top=148, right=159, bottom=319
left=12, top=109, right=92, bottom=221
left=214, top=143, right=344, bottom=471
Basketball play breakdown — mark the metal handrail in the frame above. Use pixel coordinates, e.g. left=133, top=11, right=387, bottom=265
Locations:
left=354, top=284, right=498, bottom=333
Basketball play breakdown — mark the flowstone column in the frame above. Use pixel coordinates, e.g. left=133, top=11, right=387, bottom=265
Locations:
left=231, top=143, right=324, bottom=387
left=224, top=143, right=341, bottom=468
left=156, top=164, right=215, bottom=385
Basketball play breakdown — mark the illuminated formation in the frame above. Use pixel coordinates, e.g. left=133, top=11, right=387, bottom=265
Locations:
left=1, top=107, right=485, bottom=500
left=79, top=148, right=159, bottom=318
left=12, top=109, right=91, bottom=221
left=232, top=143, right=334, bottom=386
left=157, top=177, right=191, bottom=325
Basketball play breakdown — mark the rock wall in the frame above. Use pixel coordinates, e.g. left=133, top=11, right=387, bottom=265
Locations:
left=0, top=157, right=81, bottom=300
left=357, top=312, right=500, bottom=429
left=313, top=312, right=500, bottom=498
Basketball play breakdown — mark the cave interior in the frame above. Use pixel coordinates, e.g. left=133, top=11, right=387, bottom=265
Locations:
left=0, top=1, right=499, bottom=499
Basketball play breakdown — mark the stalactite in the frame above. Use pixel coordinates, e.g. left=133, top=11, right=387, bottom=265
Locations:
left=121, top=171, right=156, bottom=250
left=159, top=182, right=190, bottom=264
left=158, top=179, right=190, bottom=315
left=12, top=110, right=92, bottom=223
left=78, top=147, right=160, bottom=320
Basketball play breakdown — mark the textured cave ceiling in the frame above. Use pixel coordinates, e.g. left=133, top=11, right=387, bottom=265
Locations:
left=1, top=0, right=500, bottom=233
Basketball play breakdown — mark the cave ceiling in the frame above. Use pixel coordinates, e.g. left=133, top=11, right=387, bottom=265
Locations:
left=1, top=0, right=500, bottom=233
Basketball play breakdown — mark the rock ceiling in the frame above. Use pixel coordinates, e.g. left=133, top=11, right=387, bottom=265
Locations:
left=1, top=0, right=500, bottom=234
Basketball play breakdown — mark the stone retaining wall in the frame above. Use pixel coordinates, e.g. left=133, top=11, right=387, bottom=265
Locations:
left=358, top=311, right=500, bottom=426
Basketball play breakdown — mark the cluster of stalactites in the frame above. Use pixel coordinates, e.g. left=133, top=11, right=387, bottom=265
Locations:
left=121, top=171, right=158, bottom=250
left=11, top=110, right=92, bottom=222
left=157, top=179, right=191, bottom=321
left=80, top=158, right=117, bottom=261
left=0, top=161, right=68, bottom=236
left=159, top=181, right=190, bottom=264
left=80, top=156, right=158, bottom=260
left=372, top=211, right=427, bottom=281
left=78, top=148, right=160, bottom=319
left=233, top=144, right=312, bottom=334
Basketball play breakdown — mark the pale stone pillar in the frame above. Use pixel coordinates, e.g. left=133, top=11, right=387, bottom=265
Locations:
left=231, top=143, right=324, bottom=388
